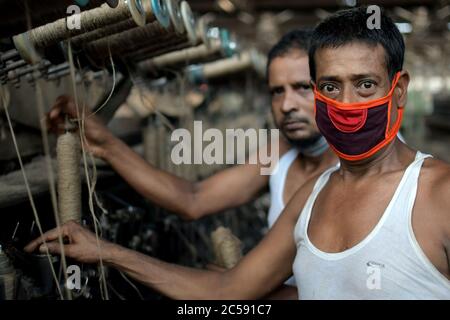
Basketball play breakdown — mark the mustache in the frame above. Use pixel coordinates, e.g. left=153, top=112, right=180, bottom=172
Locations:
left=282, top=116, right=311, bottom=126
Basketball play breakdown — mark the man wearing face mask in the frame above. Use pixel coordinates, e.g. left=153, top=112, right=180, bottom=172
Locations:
left=26, top=7, right=450, bottom=299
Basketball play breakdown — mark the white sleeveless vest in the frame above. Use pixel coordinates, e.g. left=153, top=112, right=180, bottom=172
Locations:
left=293, top=151, right=450, bottom=299
left=268, top=148, right=299, bottom=286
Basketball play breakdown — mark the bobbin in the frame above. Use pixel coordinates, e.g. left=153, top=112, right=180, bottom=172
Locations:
left=69, top=0, right=171, bottom=51
left=126, top=1, right=197, bottom=59
left=196, top=16, right=211, bottom=48
left=150, top=0, right=171, bottom=30
left=186, top=51, right=254, bottom=83
left=75, top=0, right=118, bottom=7
left=180, top=1, right=197, bottom=46
left=166, top=0, right=185, bottom=34
left=12, top=0, right=171, bottom=64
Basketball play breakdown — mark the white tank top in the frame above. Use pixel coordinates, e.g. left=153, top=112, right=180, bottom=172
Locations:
left=267, top=148, right=299, bottom=286
left=293, top=151, right=450, bottom=299
left=268, top=148, right=300, bottom=228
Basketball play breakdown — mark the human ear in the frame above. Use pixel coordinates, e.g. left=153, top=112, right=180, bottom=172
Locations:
left=395, top=70, right=410, bottom=108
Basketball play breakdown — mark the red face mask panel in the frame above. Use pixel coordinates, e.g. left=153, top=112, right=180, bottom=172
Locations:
left=314, top=72, right=404, bottom=161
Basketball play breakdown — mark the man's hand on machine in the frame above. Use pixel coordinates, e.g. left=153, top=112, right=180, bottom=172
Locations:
left=24, top=221, right=113, bottom=264
left=47, top=95, right=118, bottom=159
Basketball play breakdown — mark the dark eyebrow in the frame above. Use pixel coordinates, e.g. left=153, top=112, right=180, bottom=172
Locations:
left=317, top=76, right=341, bottom=83
left=349, top=73, right=382, bottom=82
left=318, top=73, right=382, bottom=83
left=268, top=85, right=283, bottom=92
left=292, top=81, right=311, bottom=87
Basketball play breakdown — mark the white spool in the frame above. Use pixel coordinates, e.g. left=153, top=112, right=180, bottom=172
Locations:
left=57, top=132, right=82, bottom=224
left=128, top=0, right=147, bottom=27
left=180, top=1, right=197, bottom=46
left=166, top=0, right=184, bottom=34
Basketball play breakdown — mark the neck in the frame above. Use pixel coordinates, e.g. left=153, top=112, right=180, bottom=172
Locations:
left=298, top=146, right=337, bottom=172
left=338, top=139, right=413, bottom=179
left=300, top=136, right=329, bottom=158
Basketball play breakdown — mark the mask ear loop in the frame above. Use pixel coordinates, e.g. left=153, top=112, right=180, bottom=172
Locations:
left=385, top=71, right=404, bottom=138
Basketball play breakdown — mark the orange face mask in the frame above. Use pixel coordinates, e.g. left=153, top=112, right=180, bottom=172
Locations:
left=313, top=72, right=403, bottom=161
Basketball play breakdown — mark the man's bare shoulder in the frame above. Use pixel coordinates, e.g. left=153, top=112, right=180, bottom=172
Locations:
left=421, top=157, right=450, bottom=195
left=284, top=171, right=325, bottom=221
left=419, top=157, right=450, bottom=223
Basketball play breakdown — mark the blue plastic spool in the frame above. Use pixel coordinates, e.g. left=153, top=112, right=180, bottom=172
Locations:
left=151, top=0, right=171, bottom=30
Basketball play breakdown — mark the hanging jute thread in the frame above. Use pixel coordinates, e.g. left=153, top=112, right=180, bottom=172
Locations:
left=211, top=227, right=242, bottom=269
left=57, top=130, right=82, bottom=224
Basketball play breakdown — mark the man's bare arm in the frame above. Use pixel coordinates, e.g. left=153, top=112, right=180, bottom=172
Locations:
left=25, top=176, right=316, bottom=299
left=49, top=95, right=273, bottom=220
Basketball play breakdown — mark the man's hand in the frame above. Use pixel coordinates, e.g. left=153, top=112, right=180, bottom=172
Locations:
left=48, top=95, right=117, bottom=159
left=24, top=221, right=112, bottom=264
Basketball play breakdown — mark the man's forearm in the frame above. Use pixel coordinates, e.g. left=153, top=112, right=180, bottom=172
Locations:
left=101, top=138, right=198, bottom=218
left=103, top=243, right=228, bottom=300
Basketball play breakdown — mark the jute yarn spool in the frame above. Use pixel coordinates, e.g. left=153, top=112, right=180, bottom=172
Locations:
left=138, top=41, right=222, bottom=71
left=83, top=19, right=172, bottom=60
left=187, top=51, right=254, bottom=83
left=211, top=227, right=242, bottom=269
left=70, top=0, right=172, bottom=49
left=12, top=0, right=151, bottom=64
left=56, top=131, right=82, bottom=224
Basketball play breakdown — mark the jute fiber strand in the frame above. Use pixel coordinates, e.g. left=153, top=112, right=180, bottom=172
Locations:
left=211, top=227, right=242, bottom=269
left=57, top=132, right=82, bottom=224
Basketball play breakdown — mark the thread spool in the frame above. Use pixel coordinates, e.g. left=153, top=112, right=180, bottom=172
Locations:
left=83, top=1, right=196, bottom=63
left=139, top=8, right=204, bottom=57
left=13, top=0, right=172, bottom=64
left=137, top=28, right=237, bottom=69
left=131, top=0, right=197, bottom=59
left=188, top=52, right=252, bottom=83
left=70, top=0, right=171, bottom=48
left=0, top=246, right=16, bottom=300
left=211, top=227, right=242, bottom=269
left=180, top=1, right=197, bottom=46
left=138, top=41, right=221, bottom=71
left=187, top=50, right=267, bottom=82
left=167, top=0, right=184, bottom=34
left=128, top=15, right=204, bottom=61
left=83, top=19, right=171, bottom=61
left=57, top=131, right=82, bottom=224
left=127, top=34, right=190, bottom=61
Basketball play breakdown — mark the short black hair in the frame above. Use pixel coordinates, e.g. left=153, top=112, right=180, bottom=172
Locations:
left=267, top=29, right=313, bottom=78
left=309, top=6, right=405, bottom=81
